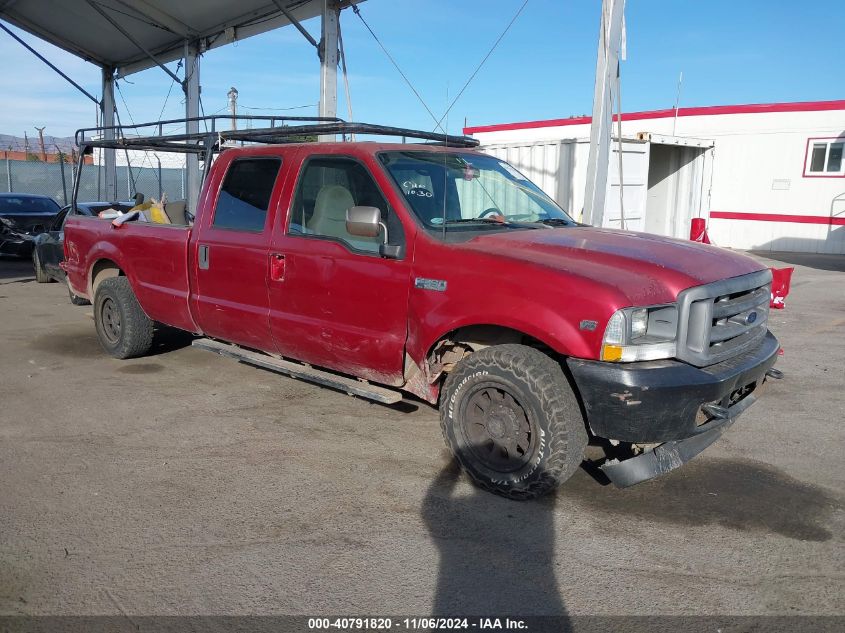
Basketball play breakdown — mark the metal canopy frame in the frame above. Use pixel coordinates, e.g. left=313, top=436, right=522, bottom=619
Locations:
left=1, top=0, right=365, bottom=207
left=75, top=115, right=481, bottom=152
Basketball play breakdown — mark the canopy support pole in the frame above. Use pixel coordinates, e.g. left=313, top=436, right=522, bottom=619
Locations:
left=184, top=40, right=201, bottom=211
left=583, top=0, right=625, bottom=227
left=101, top=67, right=117, bottom=202
left=318, top=0, right=339, bottom=142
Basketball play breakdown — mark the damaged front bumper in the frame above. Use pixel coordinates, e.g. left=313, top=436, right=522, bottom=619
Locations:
left=567, top=331, right=780, bottom=487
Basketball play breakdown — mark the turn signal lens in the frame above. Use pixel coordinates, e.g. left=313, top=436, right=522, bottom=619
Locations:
left=601, top=344, right=623, bottom=361
left=604, top=311, right=625, bottom=345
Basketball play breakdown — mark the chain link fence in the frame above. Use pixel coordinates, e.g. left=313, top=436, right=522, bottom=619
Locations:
left=3, top=158, right=186, bottom=206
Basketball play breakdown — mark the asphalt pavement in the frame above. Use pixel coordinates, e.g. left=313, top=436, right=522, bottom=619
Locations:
left=0, top=252, right=842, bottom=618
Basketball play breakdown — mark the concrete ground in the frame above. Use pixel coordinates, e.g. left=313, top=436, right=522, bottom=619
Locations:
left=0, top=252, right=843, bottom=617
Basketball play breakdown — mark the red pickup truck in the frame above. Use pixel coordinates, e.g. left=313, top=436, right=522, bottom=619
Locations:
left=64, top=121, right=780, bottom=499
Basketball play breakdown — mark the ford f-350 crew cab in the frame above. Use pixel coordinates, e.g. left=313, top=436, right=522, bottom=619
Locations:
left=63, top=119, right=781, bottom=499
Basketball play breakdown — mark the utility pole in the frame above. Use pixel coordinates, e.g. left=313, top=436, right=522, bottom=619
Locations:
left=23, top=131, right=30, bottom=159
left=34, top=126, right=47, bottom=161
left=228, top=86, right=239, bottom=131
left=583, top=0, right=626, bottom=227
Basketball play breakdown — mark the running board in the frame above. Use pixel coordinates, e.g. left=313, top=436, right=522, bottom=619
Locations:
left=191, top=338, right=403, bottom=405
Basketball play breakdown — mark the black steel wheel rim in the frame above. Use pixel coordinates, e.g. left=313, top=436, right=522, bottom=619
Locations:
left=100, top=297, right=121, bottom=344
left=460, top=382, right=536, bottom=473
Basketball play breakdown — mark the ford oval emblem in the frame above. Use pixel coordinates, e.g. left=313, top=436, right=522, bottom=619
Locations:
left=746, top=311, right=757, bottom=324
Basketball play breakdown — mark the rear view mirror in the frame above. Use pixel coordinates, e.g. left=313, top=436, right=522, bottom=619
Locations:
left=346, top=206, right=383, bottom=239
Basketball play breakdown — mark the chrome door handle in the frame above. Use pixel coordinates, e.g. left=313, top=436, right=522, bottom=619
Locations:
left=198, top=244, right=210, bottom=270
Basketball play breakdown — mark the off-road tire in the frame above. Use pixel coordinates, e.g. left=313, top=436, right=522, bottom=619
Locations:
left=439, top=344, right=588, bottom=500
left=32, top=250, right=50, bottom=283
left=94, top=276, right=153, bottom=359
left=67, top=280, right=89, bottom=306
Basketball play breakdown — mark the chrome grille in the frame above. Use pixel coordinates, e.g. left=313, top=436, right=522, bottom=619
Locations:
left=676, top=269, right=772, bottom=367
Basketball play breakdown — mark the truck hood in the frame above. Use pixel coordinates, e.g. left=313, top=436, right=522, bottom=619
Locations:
left=461, top=226, right=766, bottom=305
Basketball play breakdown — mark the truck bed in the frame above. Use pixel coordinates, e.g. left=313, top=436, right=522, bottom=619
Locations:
left=64, top=216, right=198, bottom=333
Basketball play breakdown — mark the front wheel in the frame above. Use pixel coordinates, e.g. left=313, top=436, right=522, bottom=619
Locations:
left=439, top=344, right=588, bottom=500
left=94, top=276, right=153, bottom=358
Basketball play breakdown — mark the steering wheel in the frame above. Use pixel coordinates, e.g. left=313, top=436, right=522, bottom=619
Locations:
left=479, top=208, right=503, bottom=218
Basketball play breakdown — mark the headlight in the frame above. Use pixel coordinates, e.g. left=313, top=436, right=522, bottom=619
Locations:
left=601, top=305, right=678, bottom=362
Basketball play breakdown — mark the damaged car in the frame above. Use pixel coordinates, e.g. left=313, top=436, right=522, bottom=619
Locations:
left=0, top=193, right=60, bottom=257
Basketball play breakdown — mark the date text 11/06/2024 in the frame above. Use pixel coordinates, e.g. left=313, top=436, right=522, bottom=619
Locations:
left=308, top=618, right=528, bottom=630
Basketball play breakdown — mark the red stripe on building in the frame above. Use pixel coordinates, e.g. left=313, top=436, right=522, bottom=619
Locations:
left=463, top=99, right=845, bottom=135
left=709, top=211, right=845, bottom=226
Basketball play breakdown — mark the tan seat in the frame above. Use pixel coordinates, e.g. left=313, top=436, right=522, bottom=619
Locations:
left=164, top=200, right=188, bottom=225
left=308, top=185, right=355, bottom=239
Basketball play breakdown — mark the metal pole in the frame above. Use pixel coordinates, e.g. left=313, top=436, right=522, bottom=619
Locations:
left=672, top=71, right=683, bottom=136
left=228, top=87, right=239, bottom=131
left=184, top=40, right=201, bottom=210
left=318, top=0, right=339, bottom=142
left=338, top=17, right=354, bottom=139
left=101, top=67, right=117, bottom=201
left=157, top=156, right=163, bottom=199
left=271, top=0, right=319, bottom=48
left=583, top=0, right=625, bottom=226
left=57, top=147, right=68, bottom=205
left=5, top=152, right=12, bottom=192
left=35, top=126, right=47, bottom=161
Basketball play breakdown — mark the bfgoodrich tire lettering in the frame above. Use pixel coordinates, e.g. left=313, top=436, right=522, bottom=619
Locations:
left=94, top=276, right=153, bottom=359
left=439, top=344, right=588, bottom=500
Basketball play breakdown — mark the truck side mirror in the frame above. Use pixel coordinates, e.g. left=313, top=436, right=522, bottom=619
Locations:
left=346, top=206, right=384, bottom=239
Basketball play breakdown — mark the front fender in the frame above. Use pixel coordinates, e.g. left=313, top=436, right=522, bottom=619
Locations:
left=407, top=299, right=599, bottom=368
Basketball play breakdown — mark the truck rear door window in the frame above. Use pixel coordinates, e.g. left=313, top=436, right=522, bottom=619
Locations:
left=212, top=158, right=281, bottom=231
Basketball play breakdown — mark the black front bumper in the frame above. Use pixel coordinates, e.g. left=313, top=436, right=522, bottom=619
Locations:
left=0, top=235, right=34, bottom=256
left=567, top=331, right=780, bottom=486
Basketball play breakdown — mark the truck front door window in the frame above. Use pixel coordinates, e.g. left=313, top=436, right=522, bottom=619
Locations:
left=213, top=158, right=281, bottom=231
left=289, top=157, right=402, bottom=254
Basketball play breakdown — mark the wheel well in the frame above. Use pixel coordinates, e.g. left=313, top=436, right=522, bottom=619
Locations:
left=425, top=325, right=557, bottom=382
left=90, top=259, right=123, bottom=297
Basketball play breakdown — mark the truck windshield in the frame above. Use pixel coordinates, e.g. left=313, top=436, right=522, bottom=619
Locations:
left=379, top=151, right=575, bottom=231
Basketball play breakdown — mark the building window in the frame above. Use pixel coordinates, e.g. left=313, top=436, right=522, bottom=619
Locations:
left=805, top=139, right=845, bottom=177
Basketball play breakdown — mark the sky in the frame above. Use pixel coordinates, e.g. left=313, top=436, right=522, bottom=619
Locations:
left=0, top=0, right=843, bottom=140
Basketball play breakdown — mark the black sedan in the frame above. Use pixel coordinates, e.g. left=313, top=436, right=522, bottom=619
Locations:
left=0, top=193, right=61, bottom=257
left=32, top=202, right=131, bottom=304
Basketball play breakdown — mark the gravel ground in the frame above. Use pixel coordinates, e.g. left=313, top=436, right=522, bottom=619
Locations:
left=0, top=252, right=842, bottom=618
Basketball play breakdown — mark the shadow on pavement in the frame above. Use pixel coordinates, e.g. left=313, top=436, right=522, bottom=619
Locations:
left=421, top=458, right=571, bottom=625
left=149, top=325, right=197, bottom=356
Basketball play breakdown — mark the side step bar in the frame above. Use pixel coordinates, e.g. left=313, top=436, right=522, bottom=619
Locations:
left=191, top=338, right=403, bottom=405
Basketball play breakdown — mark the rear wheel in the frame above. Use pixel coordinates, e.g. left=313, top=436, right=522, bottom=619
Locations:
left=32, top=249, right=50, bottom=283
left=439, top=344, right=588, bottom=500
left=94, top=277, right=153, bottom=358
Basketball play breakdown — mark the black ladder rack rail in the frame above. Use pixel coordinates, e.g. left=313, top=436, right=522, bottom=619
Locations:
left=74, top=115, right=480, bottom=154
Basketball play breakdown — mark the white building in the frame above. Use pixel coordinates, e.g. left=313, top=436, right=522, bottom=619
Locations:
left=465, top=100, right=845, bottom=255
